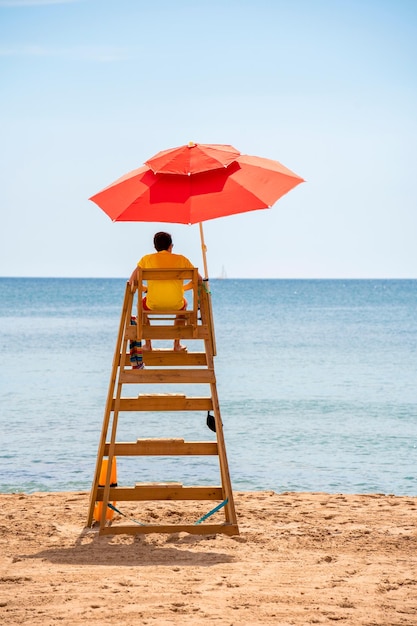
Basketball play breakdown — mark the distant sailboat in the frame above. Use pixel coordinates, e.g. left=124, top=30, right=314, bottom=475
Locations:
left=218, top=265, right=227, bottom=279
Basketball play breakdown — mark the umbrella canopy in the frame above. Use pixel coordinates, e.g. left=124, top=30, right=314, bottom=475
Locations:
left=145, top=142, right=241, bottom=175
left=90, top=153, right=304, bottom=225
left=90, top=144, right=304, bottom=282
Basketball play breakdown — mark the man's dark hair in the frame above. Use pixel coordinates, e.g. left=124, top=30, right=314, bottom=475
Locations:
left=154, top=231, right=172, bottom=251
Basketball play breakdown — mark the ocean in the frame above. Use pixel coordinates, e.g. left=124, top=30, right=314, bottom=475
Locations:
left=1, top=277, right=416, bottom=496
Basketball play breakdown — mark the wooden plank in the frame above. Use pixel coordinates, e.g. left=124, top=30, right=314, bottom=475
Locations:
left=142, top=326, right=209, bottom=339
left=144, top=328, right=207, bottom=340
left=104, top=440, right=218, bottom=456
left=139, top=268, right=198, bottom=281
left=99, top=523, right=239, bottom=536
left=96, top=486, right=223, bottom=501
left=146, top=352, right=207, bottom=366
left=125, top=325, right=209, bottom=341
left=123, top=352, right=208, bottom=367
left=112, top=396, right=213, bottom=411
left=119, top=369, right=215, bottom=384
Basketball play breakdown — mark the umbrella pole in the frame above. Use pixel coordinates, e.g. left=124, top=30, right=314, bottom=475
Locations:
left=198, top=222, right=217, bottom=356
left=199, top=222, right=209, bottom=280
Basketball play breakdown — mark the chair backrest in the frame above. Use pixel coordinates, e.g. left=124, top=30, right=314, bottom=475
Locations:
left=135, top=267, right=200, bottom=340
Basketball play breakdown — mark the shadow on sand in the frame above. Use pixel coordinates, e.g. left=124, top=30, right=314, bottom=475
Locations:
left=20, top=528, right=236, bottom=567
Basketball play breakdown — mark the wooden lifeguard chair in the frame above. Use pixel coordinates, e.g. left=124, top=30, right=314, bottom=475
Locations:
left=86, top=268, right=239, bottom=536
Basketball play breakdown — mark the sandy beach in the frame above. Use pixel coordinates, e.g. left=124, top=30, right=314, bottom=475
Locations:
left=1, top=490, right=416, bottom=625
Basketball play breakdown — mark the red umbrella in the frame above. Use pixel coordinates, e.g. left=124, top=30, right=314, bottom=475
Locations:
left=90, top=146, right=304, bottom=277
left=145, top=141, right=241, bottom=175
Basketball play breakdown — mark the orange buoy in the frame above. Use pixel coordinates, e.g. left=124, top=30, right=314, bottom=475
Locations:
left=93, top=457, right=117, bottom=522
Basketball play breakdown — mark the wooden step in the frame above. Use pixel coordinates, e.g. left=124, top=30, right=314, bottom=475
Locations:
left=96, top=485, right=223, bottom=501
left=124, top=352, right=208, bottom=367
left=119, top=369, right=215, bottom=384
left=104, top=440, right=218, bottom=456
left=112, top=394, right=213, bottom=411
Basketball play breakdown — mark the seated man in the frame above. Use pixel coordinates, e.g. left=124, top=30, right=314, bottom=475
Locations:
left=129, top=231, right=202, bottom=351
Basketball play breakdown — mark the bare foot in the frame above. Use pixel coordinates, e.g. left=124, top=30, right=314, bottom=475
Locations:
left=142, top=342, right=153, bottom=351
left=173, top=343, right=187, bottom=352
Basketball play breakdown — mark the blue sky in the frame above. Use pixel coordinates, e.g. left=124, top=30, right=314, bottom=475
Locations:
left=1, top=0, right=416, bottom=278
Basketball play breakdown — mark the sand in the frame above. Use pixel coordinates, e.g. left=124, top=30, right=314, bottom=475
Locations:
left=1, top=490, right=417, bottom=625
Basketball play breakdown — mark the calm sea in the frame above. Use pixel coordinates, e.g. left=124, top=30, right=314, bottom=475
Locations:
left=1, top=277, right=416, bottom=496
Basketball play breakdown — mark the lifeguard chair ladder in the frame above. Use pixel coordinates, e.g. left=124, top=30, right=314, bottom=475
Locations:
left=86, top=268, right=239, bottom=536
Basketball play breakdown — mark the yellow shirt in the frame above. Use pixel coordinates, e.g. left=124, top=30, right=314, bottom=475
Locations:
left=138, top=251, right=194, bottom=310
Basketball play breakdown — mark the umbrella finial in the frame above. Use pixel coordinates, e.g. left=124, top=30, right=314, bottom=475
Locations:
left=188, top=141, right=196, bottom=148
